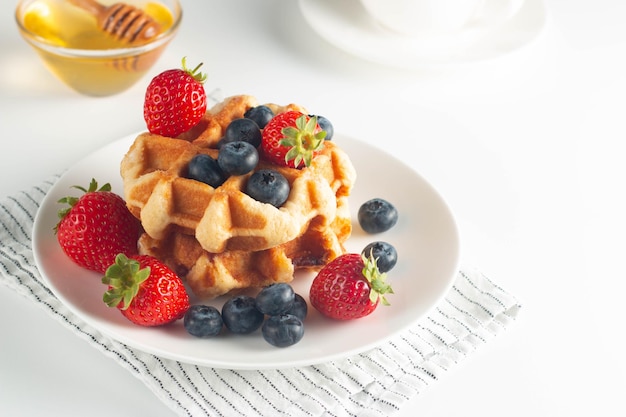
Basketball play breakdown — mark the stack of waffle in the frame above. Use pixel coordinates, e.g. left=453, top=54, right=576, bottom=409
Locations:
left=120, top=95, right=356, bottom=299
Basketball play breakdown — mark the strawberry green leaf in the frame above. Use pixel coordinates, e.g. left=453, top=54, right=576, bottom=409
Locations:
left=181, top=56, right=207, bottom=83
left=279, top=114, right=326, bottom=168
left=361, top=253, right=394, bottom=306
left=102, top=254, right=151, bottom=310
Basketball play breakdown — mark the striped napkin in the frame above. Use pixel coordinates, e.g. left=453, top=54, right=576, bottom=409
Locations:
left=0, top=176, right=521, bottom=417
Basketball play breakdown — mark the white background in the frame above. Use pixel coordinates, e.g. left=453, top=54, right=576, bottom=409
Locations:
left=1, top=0, right=625, bottom=416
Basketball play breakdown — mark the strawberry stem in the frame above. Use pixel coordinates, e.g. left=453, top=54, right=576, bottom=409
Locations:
left=181, top=56, right=207, bottom=83
left=280, top=114, right=326, bottom=168
left=361, top=253, right=394, bottom=306
left=102, top=254, right=150, bottom=310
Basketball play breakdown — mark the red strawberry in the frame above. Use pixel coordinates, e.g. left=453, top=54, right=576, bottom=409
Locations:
left=260, top=111, right=326, bottom=168
left=309, top=253, right=393, bottom=320
left=143, top=57, right=207, bottom=138
left=102, top=254, right=190, bottom=326
left=56, top=179, right=142, bottom=274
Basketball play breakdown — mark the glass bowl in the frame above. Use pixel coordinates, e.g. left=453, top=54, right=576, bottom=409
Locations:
left=15, top=0, right=182, bottom=97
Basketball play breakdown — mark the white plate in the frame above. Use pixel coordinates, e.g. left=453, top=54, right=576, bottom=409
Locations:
left=32, top=133, right=460, bottom=369
left=298, top=0, right=547, bottom=69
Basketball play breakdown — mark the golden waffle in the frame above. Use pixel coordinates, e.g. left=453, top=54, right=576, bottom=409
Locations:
left=120, top=95, right=356, bottom=298
left=137, top=197, right=351, bottom=299
left=121, top=97, right=356, bottom=254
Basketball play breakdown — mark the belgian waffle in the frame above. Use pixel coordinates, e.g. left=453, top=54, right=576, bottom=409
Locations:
left=137, top=197, right=351, bottom=299
left=120, top=95, right=356, bottom=298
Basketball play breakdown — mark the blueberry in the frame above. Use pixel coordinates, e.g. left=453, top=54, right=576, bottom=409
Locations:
left=184, top=305, right=223, bottom=338
left=314, top=115, right=334, bottom=141
left=362, top=241, right=398, bottom=273
left=187, top=154, right=227, bottom=188
left=245, top=169, right=290, bottom=207
left=244, top=105, right=275, bottom=129
left=221, top=295, right=264, bottom=334
left=255, top=283, right=295, bottom=316
left=224, top=118, right=262, bottom=148
left=358, top=198, right=398, bottom=233
left=261, top=314, right=304, bottom=347
left=285, top=293, right=308, bottom=321
left=217, top=141, right=259, bottom=176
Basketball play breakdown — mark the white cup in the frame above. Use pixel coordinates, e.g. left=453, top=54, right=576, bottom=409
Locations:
left=358, top=0, right=525, bottom=38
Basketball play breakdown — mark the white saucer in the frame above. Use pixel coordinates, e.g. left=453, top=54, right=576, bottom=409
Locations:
left=298, top=0, right=547, bottom=69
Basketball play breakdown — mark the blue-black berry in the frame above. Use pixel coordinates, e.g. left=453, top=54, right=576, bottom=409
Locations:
left=221, top=295, right=264, bottom=334
left=245, top=169, right=290, bottom=207
left=217, top=141, right=259, bottom=176
left=244, top=105, right=275, bottom=129
left=255, top=283, right=295, bottom=316
left=224, top=118, right=262, bottom=148
left=184, top=305, right=223, bottom=338
left=358, top=198, right=398, bottom=233
left=261, top=314, right=304, bottom=347
left=187, top=153, right=227, bottom=188
left=285, top=293, right=308, bottom=321
left=315, top=115, right=333, bottom=141
left=362, top=241, right=398, bottom=273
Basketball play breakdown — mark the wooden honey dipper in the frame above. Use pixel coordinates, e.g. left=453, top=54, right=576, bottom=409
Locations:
left=70, top=0, right=161, bottom=45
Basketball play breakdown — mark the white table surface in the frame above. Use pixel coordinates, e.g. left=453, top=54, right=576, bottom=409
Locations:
left=2, top=0, right=625, bottom=416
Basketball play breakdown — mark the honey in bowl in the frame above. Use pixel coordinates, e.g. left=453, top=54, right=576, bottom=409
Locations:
left=15, top=0, right=181, bottom=96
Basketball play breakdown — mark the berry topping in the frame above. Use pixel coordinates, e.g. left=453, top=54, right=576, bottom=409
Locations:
left=178, top=284, right=307, bottom=347
left=243, top=105, right=274, bottom=129
left=221, top=295, right=264, bottom=334
left=244, top=105, right=275, bottom=129
left=102, top=254, right=190, bottom=327
left=285, top=293, right=308, bottom=321
left=358, top=198, right=399, bottom=233
left=55, top=179, right=141, bottom=273
left=262, top=314, right=304, bottom=348
left=255, top=283, right=295, bottom=316
left=313, top=115, right=334, bottom=141
left=217, top=141, right=259, bottom=176
left=362, top=241, right=398, bottom=273
left=143, top=57, right=207, bottom=138
left=184, top=305, right=224, bottom=338
left=223, top=118, right=263, bottom=148
left=245, top=169, right=290, bottom=207
left=187, top=153, right=227, bottom=188
left=261, top=111, right=326, bottom=168
left=309, top=253, right=393, bottom=320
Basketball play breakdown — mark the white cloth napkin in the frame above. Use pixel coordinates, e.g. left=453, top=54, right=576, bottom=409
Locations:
left=0, top=176, right=521, bottom=417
